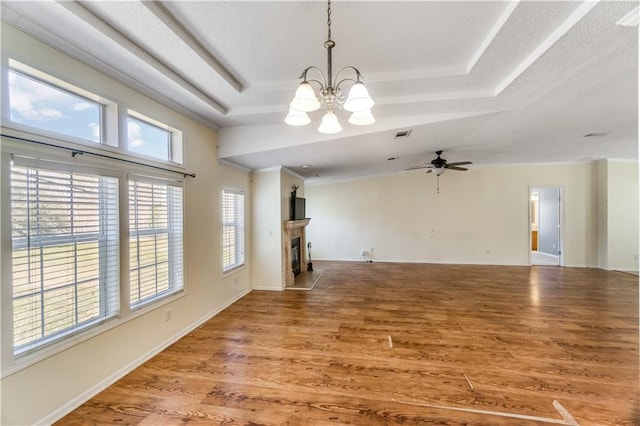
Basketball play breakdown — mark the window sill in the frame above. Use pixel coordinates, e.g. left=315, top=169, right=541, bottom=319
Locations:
left=223, top=263, right=246, bottom=277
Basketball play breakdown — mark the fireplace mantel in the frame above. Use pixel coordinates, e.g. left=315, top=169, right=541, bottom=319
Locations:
left=284, top=218, right=310, bottom=230
left=283, top=218, right=310, bottom=287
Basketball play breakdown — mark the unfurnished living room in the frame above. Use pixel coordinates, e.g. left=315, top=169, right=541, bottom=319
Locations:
left=0, top=1, right=638, bottom=425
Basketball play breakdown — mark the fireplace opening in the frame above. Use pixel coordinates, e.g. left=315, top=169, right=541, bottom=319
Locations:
left=291, top=237, right=301, bottom=276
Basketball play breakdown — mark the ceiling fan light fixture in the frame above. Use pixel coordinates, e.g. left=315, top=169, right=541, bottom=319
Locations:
left=434, top=168, right=446, bottom=176
left=318, top=110, right=342, bottom=134
left=344, top=82, right=375, bottom=112
left=348, top=109, right=375, bottom=126
left=290, top=82, right=321, bottom=112
left=284, top=107, right=311, bottom=126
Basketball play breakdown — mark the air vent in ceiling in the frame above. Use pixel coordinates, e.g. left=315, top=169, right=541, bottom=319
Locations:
left=394, top=130, right=412, bottom=139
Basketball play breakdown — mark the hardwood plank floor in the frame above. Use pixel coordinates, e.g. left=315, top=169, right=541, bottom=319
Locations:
left=57, top=262, right=639, bottom=425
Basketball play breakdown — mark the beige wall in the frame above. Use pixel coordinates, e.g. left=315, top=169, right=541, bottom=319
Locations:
left=1, top=25, right=251, bottom=425
left=306, top=163, right=610, bottom=267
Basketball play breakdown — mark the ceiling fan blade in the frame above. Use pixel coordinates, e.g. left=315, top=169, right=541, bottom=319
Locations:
left=425, top=169, right=433, bottom=174
left=405, top=165, right=434, bottom=171
left=445, top=166, right=468, bottom=171
left=446, top=161, right=472, bottom=166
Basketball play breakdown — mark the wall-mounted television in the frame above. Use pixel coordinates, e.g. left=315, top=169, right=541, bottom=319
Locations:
left=291, top=196, right=306, bottom=220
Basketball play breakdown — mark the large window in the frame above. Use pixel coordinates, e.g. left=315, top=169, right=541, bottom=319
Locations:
left=2, top=58, right=187, bottom=372
left=10, top=160, right=119, bottom=355
left=129, top=178, right=184, bottom=308
left=222, top=190, right=245, bottom=272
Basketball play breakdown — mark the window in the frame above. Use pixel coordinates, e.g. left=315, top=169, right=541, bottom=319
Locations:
left=2, top=60, right=187, bottom=371
left=8, top=69, right=103, bottom=143
left=10, top=160, right=119, bottom=355
left=127, top=111, right=182, bottom=164
left=129, top=177, right=184, bottom=308
left=127, top=115, right=169, bottom=161
left=222, top=190, right=245, bottom=272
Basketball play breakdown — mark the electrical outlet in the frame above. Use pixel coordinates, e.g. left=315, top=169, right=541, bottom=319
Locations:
left=370, top=248, right=375, bottom=253
left=165, top=310, right=171, bottom=322
left=634, top=254, right=638, bottom=261
left=360, top=249, right=367, bottom=256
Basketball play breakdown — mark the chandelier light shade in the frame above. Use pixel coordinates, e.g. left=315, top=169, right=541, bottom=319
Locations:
left=284, top=107, right=311, bottom=126
left=285, top=0, right=374, bottom=133
left=318, top=110, right=343, bottom=134
left=290, top=82, right=321, bottom=112
left=348, top=109, right=375, bottom=126
left=343, top=82, right=374, bottom=112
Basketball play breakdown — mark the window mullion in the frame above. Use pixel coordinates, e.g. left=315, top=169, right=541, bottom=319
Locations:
left=71, top=173, right=78, bottom=326
left=35, top=171, right=45, bottom=341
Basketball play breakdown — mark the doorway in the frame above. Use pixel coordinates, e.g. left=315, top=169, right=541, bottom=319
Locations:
left=529, top=186, right=563, bottom=266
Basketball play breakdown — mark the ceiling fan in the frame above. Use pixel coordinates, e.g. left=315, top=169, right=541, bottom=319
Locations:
left=406, top=150, right=472, bottom=175
left=406, top=150, right=473, bottom=193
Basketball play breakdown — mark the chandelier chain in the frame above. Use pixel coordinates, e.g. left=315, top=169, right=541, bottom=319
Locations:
left=327, top=0, right=332, bottom=41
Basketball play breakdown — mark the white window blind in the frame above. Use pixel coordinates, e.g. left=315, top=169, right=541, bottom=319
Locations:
left=222, top=190, right=245, bottom=272
left=10, top=162, right=119, bottom=355
left=129, top=177, right=183, bottom=308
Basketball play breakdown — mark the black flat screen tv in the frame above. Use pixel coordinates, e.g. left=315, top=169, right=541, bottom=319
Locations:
left=291, top=197, right=306, bottom=220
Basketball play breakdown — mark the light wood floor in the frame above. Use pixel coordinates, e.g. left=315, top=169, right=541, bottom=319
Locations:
left=58, top=261, right=639, bottom=425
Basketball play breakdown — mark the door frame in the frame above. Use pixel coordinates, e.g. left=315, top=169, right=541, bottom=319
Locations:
left=528, top=185, right=564, bottom=266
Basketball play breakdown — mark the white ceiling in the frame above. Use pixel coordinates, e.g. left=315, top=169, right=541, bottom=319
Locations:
left=2, top=1, right=637, bottom=184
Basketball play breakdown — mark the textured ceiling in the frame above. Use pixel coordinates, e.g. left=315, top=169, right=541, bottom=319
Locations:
left=1, top=1, right=637, bottom=184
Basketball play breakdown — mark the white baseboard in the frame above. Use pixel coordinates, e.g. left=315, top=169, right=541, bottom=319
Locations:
left=39, top=288, right=252, bottom=425
left=251, top=285, right=284, bottom=291
left=314, top=257, right=529, bottom=266
left=316, top=258, right=623, bottom=269
left=611, top=267, right=640, bottom=273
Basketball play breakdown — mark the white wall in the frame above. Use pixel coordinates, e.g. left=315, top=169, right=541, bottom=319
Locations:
left=306, top=163, right=604, bottom=267
left=249, top=167, right=304, bottom=290
left=1, top=25, right=251, bottom=425
left=250, top=168, right=283, bottom=290
left=596, top=161, right=609, bottom=269
left=606, top=160, right=639, bottom=271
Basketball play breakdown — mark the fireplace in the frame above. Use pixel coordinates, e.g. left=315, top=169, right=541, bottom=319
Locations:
left=291, top=237, right=301, bottom=276
left=283, top=218, right=310, bottom=287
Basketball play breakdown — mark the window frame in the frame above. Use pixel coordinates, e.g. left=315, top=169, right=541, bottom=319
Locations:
left=7, top=59, right=117, bottom=149
left=222, top=189, right=246, bottom=273
left=128, top=175, right=184, bottom=310
left=127, top=110, right=183, bottom=165
left=8, top=157, right=121, bottom=356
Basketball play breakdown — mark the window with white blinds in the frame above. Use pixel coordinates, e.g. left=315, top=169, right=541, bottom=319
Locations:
left=129, top=177, right=184, bottom=308
left=222, top=190, right=245, bottom=272
left=10, top=161, right=119, bottom=355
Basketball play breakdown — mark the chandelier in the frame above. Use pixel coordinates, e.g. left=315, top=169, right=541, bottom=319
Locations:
left=284, top=0, right=375, bottom=134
